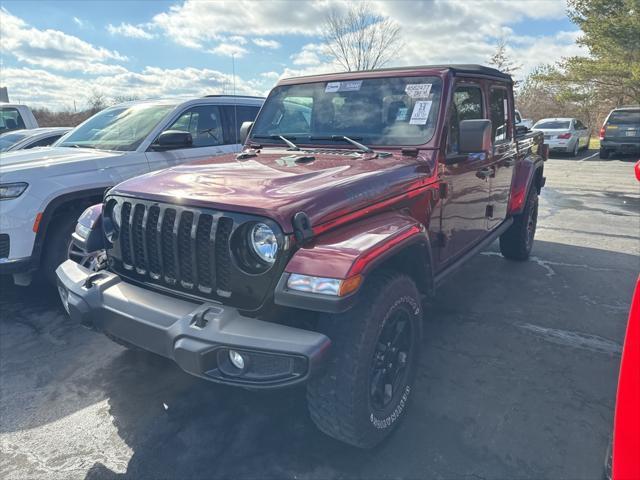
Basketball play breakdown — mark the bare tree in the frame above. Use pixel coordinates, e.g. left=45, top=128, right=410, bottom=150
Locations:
left=87, top=90, right=108, bottom=113
left=488, top=37, right=522, bottom=85
left=321, top=2, right=403, bottom=72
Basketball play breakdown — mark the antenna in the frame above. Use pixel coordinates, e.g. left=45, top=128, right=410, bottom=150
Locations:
left=232, top=54, right=239, bottom=148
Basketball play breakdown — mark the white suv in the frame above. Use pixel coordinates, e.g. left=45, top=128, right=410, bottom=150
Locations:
left=0, top=95, right=264, bottom=285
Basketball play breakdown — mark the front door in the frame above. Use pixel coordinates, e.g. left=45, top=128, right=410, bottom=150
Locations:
left=487, top=86, right=516, bottom=229
left=439, top=82, right=492, bottom=261
left=145, top=104, right=235, bottom=172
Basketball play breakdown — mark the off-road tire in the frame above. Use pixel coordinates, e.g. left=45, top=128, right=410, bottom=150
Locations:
left=41, top=212, right=80, bottom=285
left=306, top=271, right=422, bottom=448
left=599, top=148, right=610, bottom=159
left=499, top=186, right=538, bottom=261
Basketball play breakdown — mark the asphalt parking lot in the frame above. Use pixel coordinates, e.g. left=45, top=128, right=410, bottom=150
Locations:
left=1, top=151, right=638, bottom=480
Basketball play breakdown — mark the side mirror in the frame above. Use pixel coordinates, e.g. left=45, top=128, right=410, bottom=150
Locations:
left=152, top=130, right=192, bottom=151
left=240, top=121, right=253, bottom=144
left=459, top=119, right=493, bottom=154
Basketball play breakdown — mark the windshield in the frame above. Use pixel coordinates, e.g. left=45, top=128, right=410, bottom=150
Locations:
left=56, top=103, right=176, bottom=151
left=608, top=110, right=640, bottom=125
left=534, top=120, right=571, bottom=129
left=0, top=131, right=30, bottom=151
left=250, top=76, right=443, bottom=147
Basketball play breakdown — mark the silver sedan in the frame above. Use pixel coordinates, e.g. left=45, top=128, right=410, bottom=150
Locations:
left=0, top=127, right=71, bottom=153
left=532, top=117, right=591, bottom=156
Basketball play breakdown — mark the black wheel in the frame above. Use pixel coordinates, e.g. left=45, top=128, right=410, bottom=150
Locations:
left=599, top=148, right=610, bottom=159
left=499, top=186, right=538, bottom=261
left=306, top=271, right=422, bottom=448
left=41, top=212, right=80, bottom=285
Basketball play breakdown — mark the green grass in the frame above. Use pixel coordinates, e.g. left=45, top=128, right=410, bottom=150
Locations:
left=589, top=137, right=601, bottom=150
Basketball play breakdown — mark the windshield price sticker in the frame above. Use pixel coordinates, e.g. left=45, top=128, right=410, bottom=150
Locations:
left=405, top=83, right=432, bottom=98
left=503, top=99, right=509, bottom=120
left=325, top=80, right=363, bottom=93
left=409, top=101, right=432, bottom=125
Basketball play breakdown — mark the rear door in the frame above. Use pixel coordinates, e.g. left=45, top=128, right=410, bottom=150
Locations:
left=145, top=104, right=228, bottom=171
left=487, top=85, right=516, bottom=229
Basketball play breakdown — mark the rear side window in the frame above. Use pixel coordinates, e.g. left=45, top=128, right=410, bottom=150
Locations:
left=489, top=88, right=511, bottom=142
left=448, top=85, right=483, bottom=154
left=222, top=105, right=261, bottom=144
left=607, top=110, right=640, bottom=125
left=0, top=108, right=26, bottom=132
left=26, top=135, right=63, bottom=149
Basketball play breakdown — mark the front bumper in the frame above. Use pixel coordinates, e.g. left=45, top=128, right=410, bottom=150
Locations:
left=56, top=260, right=331, bottom=388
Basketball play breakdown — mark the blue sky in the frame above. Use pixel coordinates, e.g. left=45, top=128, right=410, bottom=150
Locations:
left=1, top=1, right=585, bottom=110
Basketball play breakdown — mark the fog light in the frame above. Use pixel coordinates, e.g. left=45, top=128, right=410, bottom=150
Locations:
left=229, top=350, right=245, bottom=370
left=57, top=284, right=70, bottom=314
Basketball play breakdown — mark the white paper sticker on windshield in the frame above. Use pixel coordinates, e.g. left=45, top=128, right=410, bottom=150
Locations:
left=405, top=83, right=432, bottom=98
left=503, top=98, right=509, bottom=120
left=341, top=80, right=362, bottom=91
left=409, top=101, right=432, bottom=125
left=325, top=80, right=362, bottom=93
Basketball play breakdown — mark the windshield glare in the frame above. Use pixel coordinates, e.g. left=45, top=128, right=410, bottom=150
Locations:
left=56, top=103, right=176, bottom=151
left=534, top=121, right=571, bottom=130
left=250, top=76, right=443, bottom=147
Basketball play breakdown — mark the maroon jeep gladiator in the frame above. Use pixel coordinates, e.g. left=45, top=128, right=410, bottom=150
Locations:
left=57, top=64, right=546, bottom=448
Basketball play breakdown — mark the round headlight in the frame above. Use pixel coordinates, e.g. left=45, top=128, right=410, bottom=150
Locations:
left=111, top=201, right=122, bottom=229
left=250, top=223, right=278, bottom=264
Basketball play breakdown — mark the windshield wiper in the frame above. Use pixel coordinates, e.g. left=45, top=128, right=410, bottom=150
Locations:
left=252, top=134, right=299, bottom=151
left=309, top=135, right=383, bottom=155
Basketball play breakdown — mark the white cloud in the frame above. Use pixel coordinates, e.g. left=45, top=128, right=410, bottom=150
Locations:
left=260, top=71, right=280, bottom=80
left=209, top=43, right=248, bottom=57
left=0, top=8, right=127, bottom=74
left=291, top=43, right=325, bottom=66
left=3, top=66, right=264, bottom=111
left=253, top=38, right=280, bottom=49
left=107, top=22, right=155, bottom=40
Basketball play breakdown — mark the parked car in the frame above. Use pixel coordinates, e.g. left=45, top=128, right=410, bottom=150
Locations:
left=515, top=109, right=533, bottom=129
left=57, top=64, right=546, bottom=448
left=532, top=117, right=590, bottom=156
left=0, top=95, right=264, bottom=286
left=0, top=127, right=71, bottom=152
left=0, top=103, right=38, bottom=133
left=599, top=106, right=640, bottom=159
left=604, top=274, right=640, bottom=480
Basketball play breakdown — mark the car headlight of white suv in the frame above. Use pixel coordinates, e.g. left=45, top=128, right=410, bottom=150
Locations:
left=0, top=182, right=28, bottom=200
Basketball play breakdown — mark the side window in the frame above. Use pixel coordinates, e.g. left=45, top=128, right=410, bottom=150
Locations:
left=0, top=108, right=26, bottom=132
left=166, top=105, right=223, bottom=148
left=447, top=85, right=483, bottom=154
left=575, top=120, right=585, bottom=130
left=222, top=105, right=261, bottom=144
left=489, top=88, right=511, bottom=143
left=25, top=135, right=62, bottom=149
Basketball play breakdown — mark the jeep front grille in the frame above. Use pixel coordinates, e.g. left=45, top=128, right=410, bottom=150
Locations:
left=106, top=197, right=286, bottom=310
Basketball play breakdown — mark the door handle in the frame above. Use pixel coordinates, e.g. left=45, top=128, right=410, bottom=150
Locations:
left=476, top=166, right=494, bottom=179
